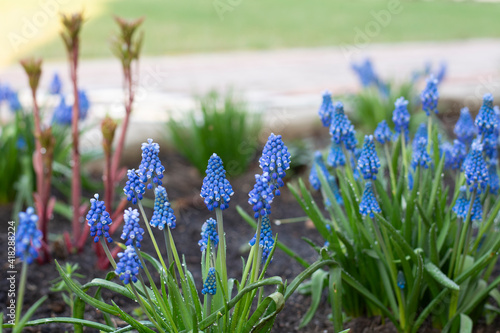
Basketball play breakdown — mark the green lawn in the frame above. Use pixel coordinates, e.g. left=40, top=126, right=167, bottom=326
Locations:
left=8, top=0, right=500, bottom=61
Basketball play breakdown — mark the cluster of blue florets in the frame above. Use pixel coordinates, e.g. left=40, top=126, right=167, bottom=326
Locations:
left=138, top=139, right=165, bottom=189
left=51, top=90, right=90, bottom=126
left=392, top=97, right=410, bottom=140
left=351, top=58, right=388, bottom=96
left=357, top=135, right=380, bottom=180
left=330, top=102, right=357, bottom=151
left=124, top=169, right=146, bottom=204
left=249, top=216, right=275, bottom=264
left=359, top=182, right=381, bottom=218
left=259, top=133, right=291, bottom=196
left=248, top=173, right=274, bottom=219
left=318, top=91, right=334, bottom=127
left=150, top=186, right=176, bottom=230
left=115, top=246, right=142, bottom=285
left=411, top=137, right=432, bottom=170
left=198, top=218, right=219, bottom=252
left=202, top=267, right=217, bottom=295
left=420, top=76, right=439, bottom=115
left=463, top=141, right=489, bottom=194
left=49, top=73, right=62, bottom=95
left=200, top=153, right=234, bottom=211
left=454, top=107, right=477, bottom=146
left=374, top=120, right=393, bottom=145
left=442, top=140, right=467, bottom=170
left=475, top=94, right=498, bottom=137
left=15, top=207, right=42, bottom=264
left=327, top=143, right=346, bottom=168
left=121, top=208, right=144, bottom=248
left=86, top=194, right=113, bottom=243
left=309, top=151, right=330, bottom=190
left=489, top=161, right=500, bottom=195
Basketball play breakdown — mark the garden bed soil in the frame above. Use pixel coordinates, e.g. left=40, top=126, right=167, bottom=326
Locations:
left=2, top=145, right=500, bottom=332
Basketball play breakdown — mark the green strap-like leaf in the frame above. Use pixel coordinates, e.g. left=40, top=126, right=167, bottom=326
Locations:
left=14, top=296, right=47, bottom=333
left=459, top=313, right=473, bottom=333
left=298, top=269, right=328, bottom=328
left=424, top=262, right=459, bottom=291
left=3, top=317, right=114, bottom=332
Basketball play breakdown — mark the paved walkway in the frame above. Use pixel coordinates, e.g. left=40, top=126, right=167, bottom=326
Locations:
left=2, top=38, right=500, bottom=149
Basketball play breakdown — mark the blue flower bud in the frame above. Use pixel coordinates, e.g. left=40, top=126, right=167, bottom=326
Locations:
left=198, top=218, right=218, bottom=252
left=202, top=267, right=217, bottom=295
left=201, top=153, right=234, bottom=211
left=121, top=208, right=144, bottom=248
left=15, top=207, right=42, bottom=264
left=86, top=194, right=113, bottom=243
left=151, top=186, right=176, bottom=230
left=359, top=182, right=381, bottom=218
left=420, top=75, right=439, bottom=115
left=138, top=138, right=165, bottom=190
left=357, top=135, right=381, bottom=180
left=123, top=169, right=146, bottom=204
left=115, top=246, right=142, bottom=285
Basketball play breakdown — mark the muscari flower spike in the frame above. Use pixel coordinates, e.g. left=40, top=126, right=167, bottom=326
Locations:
left=318, top=91, right=334, bottom=127
left=329, top=102, right=357, bottom=151
left=248, top=172, right=274, bottom=219
left=327, top=142, right=346, bottom=168
left=412, top=123, right=428, bottom=151
left=475, top=93, right=498, bottom=137
left=78, top=90, right=90, bottom=120
left=483, top=131, right=499, bottom=160
left=454, top=107, right=477, bottom=145
left=359, top=182, right=381, bottom=218
left=463, top=141, right=489, bottom=194
left=121, top=208, right=144, bottom=248
left=200, top=153, right=234, bottom=211
left=49, top=73, right=62, bottom=95
left=86, top=194, right=113, bottom=243
left=52, top=96, right=72, bottom=125
left=374, top=120, right=393, bottom=145
left=259, top=133, right=291, bottom=196
left=351, top=58, right=379, bottom=87
left=309, top=151, right=329, bottom=190
left=420, top=75, right=439, bottom=115
left=325, top=174, right=343, bottom=207
left=7, top=89, right=21, bottom=112
left=470, top=195, right=483, bottom=224
left=198, top=218, right=219, bottom=252
left=15, top=207, right=42, bottom=264
left=123, top=169, right=146, bottom=204
left=138, top=138, right=165, bottom=190
left=397, top=271, right=406, bottom=290
left=442, top=140, right=467, bottom=170
left=115, top=245, right=142, bottom=285
left=392, top=97, right=410, bottom=139
left=357, top=135, right=381, bottom=180
left=412, top=137, right=432, bottom=170
left=249, top=215, right=275, bottom=264
left=453, top=186, right=469, bottom=219
left=489, top=160, right=499, bottom=195
left=150, top=186, right=176, bottom=230
left=202, top=267, right=217, bottom=295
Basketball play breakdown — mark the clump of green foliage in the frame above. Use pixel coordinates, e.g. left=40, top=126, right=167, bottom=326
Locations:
left=168, top=91, right=262, bottom=176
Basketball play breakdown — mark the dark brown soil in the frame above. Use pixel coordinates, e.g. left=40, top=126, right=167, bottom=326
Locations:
left=1, top=145, right=500, bottom=333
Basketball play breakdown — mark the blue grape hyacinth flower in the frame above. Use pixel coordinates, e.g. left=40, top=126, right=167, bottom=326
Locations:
left=201, top=153, right=234, bottom=211
left=463, top=141, right=489, bottom=194
left=115, top=245, right=142, bottom=285
left=357, top=135, right=381, bottom=180
left=198, top=218, right=219, bottom=252
left=150, top=186, right=176, bottom=230
left=442, top=140, right=467, bottom=170
left=392, top=97, right=410, bottom=140
left=325, top=174, right=343, bottom=207
left=52, top=96, right=72, bottom=125
left=15, top=207, right=42, bottom=264
left=483, top=131, right=499, bottom=160
left=470, top=195, right=483, bottom=223
left=351, top=58, right=379, bottom=87
left=327, top=142, right=346, bottom=168
left=78, top=90, right=90, bottom=120
left=374, top=120, right=393, bottom=145
left=7, top=90, right=21, bottom=112
left=123, top=169, right=146, bottom=204
left=359, top=182, right=381, bottom=218
left=475, top=93, right=498, bottom=137
left=454, top=107, right=477, bottom=146
left=249, top=215, right=275, bottom=264
left=318, top=91, right=334, bottom=127
left=412, top=137, right=432, bottom=170
left=202, top=267, right=217, bottom=295
left=309, top=151, right=329, bottom=190
left=329, top=102, right=357, bottom=151
left=121, top=208, right=144, bottom=248
left=259, top=133, right=291, bottom=196
left=86, top=194, right=113, bottom=243
left=248, top=173, right=274, bottom=219
left=420, top=75, right=439, bottom=115
left=412, top=123, right=428, bottom=151
left=138, top=138, right=165, bottom=190
left=488, top=160, right=499, bottom=195
left=49, top=73, right=62, bottom=95
left=453, top=186, right=469, bottom=219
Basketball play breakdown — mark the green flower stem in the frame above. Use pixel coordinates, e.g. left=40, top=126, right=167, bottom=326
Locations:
left=342, top=146, right=359, bottom=197
left=15, top=260, right=28, bottom=326
left=206, top=294, right=213, bottom=320
left=401, top=134, right=408, bottom=181
left=100, top=237, right=117, bottom=270
left=384, top=144, right=397, bottom=196
left=138, top=274, right=164, bottom=327
left=251, top=217, right=263, bottom=283
left=130, top=282, right=163, bottom=332
left=455, top=190, right=477, bottom=278
left=163, top=229, right=175, bottom=273
left=137, top=200, right=168, bottom=274
left=215, top=208, right=228, bottom=299
left=427, top=115, right=432, bottom=154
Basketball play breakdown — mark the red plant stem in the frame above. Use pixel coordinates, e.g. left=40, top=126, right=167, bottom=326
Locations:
left=69, top=40, right=82, bottom=245
left=104, top=142, right=113, bottom=213
left=110, top=67, right=134, bottom=195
